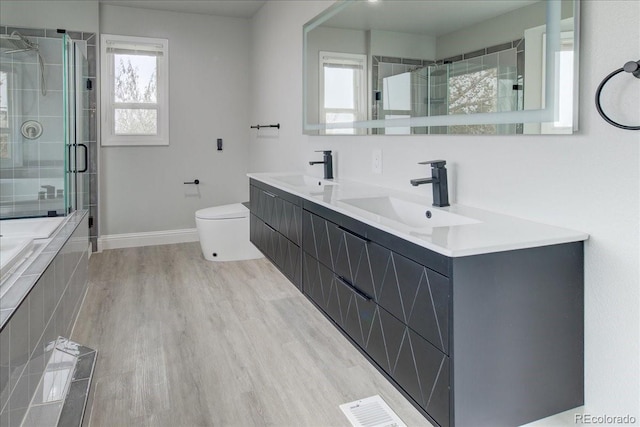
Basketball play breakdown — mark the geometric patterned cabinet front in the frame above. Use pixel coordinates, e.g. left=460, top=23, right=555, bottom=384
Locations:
left=300, top=201, right=584, bottom=427
left=250, top=181, right=302, bottom=288
left=303, top=252, right=450, bottom=426
left=301, top=210, right=450, bottom=355
left=250, top=179, right=585, bottom=427
left=302, top=210, right=450, bottom=426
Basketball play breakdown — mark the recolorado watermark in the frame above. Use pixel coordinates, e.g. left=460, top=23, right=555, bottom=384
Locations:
left=575, top=413, right=637, bottom=424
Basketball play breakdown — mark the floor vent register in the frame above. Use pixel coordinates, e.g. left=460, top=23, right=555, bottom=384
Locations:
left=339, top=395, right=407, bottom=427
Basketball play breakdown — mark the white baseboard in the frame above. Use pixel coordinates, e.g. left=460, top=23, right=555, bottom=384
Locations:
left=97, top=228, right=199, bottom=251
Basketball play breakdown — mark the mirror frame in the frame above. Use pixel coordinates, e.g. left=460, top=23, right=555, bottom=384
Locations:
left=303, top=0, right=580, bottom=135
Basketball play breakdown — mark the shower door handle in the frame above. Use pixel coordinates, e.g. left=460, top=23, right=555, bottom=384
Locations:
left=77, top=144, right=88, bottom=173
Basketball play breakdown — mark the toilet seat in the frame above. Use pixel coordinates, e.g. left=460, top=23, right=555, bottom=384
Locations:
left=195, top=203, right=248, bottom=220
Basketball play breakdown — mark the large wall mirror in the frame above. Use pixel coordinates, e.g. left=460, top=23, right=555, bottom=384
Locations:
left=303, top=0, right=580, bottom=135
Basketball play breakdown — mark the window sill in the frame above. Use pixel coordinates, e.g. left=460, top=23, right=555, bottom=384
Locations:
left=101, top=137, right=169, bottom=147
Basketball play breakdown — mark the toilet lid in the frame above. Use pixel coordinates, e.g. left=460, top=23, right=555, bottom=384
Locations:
left=196, top=203, right=248, bottom=220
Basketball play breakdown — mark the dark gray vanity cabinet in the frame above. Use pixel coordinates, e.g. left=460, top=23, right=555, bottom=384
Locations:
left=302, top=206, right=451, bottom=427
left=249, top=180, right=302, bottom=288
left=249, top=180, right=584, bottom=427
left=302, top=209, right=450, bottom=354
left=301, top=200, right=584, bottom=427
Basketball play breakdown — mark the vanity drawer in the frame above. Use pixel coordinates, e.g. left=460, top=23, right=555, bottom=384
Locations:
left=303, top=250, right=450, bottom=426
left=250, top=182, right=302, bottom=245
left=366, top=304, right=450, bottom=427
left=378, top=250, right=450, bottom=355
left=302, top=209, right=376, bottom=299
left=303, top=252, right=376, bottom=349
left=303, top=209, right=450, bottom=354
left=251, top=213, right=301, bottom=288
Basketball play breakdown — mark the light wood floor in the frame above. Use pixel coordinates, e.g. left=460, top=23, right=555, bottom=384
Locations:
left=71, top=243, right=431, bottom=427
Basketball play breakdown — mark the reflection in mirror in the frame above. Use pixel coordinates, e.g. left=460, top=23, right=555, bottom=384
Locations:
left=320, top=51, right=367, bottom=135
left=303, top=0, right=579, bottom=135
left=0, top=65, right=24, bottom=166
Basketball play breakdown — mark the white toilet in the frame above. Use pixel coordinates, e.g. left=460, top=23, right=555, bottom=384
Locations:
left=195, top=203, right=263, bottom=262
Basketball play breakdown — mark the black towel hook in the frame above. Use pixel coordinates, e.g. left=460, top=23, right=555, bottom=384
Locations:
left=595, top=60, right=640, bottom=130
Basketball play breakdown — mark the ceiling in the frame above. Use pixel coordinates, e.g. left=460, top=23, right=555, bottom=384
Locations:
left=98, top=0, right=267, bottom=18
left=321, top=0, right=539, bottom=37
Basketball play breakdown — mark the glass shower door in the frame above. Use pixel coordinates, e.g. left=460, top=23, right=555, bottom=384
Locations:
left=64, top=35, right=89, bottom=213
left=74, top=41, right=89, bottom=211
left=1, top=33, right=65, bottom=218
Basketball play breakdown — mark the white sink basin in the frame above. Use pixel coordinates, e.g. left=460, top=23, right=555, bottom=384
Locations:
left=339, top=196, right=481, bottom=228
left=270, top=174, right=337, bottom=189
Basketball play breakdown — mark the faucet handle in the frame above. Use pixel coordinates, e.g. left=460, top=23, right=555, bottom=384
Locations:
left=418, top=160, right=446, bottom=168
left=315, top=150, right=332, bottom=155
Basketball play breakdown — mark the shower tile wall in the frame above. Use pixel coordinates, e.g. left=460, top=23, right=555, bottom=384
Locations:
left=0, top=26, right=98, bottom=251
left=371, top=55, right=431, bottom=135
left=371, top=38, right=524, bottom=135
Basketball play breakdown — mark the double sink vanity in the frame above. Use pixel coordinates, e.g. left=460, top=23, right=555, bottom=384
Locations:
left=248, top=172, right=587, bottom=427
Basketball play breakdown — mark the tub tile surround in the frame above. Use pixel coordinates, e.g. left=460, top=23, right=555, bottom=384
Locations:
left=0, top=25, right=99, bottom=251
left=21, top=338, right=96, bottom=427
left=0, top=211, right=89, bottom=426
left=0, top=212, right=86, bottom=326
left=247, top=173, right=589, bottom=257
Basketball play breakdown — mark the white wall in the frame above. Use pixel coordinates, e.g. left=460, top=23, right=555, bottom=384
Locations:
left=249, top=0, right=640, bottom=422
left=370, top=30, right=436, bottom=60
left=0, top=0, right=99, bottom=32
left=99, top=5, right=251, bottom=235
left=435, top=1, right=572, bottom=60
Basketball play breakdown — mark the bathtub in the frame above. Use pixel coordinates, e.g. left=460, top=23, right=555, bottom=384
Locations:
left=0, top=217, right=66, bottom=239
left=0, top=237, right=34, bottom=282
left=0, top=217, right=66, bottom=284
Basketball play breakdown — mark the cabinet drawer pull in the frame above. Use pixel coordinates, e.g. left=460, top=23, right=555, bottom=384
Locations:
left=336, top=275, right=372, bottom=301
left=263, top=191, right=277, bottom=198
left=338, top=226, right=370, bottom=243
left=265, top=223, right=277, bottom=232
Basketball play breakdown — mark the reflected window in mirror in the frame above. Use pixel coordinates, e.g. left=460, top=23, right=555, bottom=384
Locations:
left=303, top=0, right=580, bottom=136
left=0, top=66, right=24, bottom=167
left=319, top=51, right=366, bottom=135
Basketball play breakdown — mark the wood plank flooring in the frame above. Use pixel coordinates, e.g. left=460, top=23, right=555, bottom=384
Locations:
left=71, top=243, right=431, bottom=427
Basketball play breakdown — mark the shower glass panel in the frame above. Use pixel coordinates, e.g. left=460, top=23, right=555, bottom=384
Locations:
left=67, top=37, right=89, bottom=212
left=446, top=48, right=519, bottom=134
left=0, top=34, right=65, bottom=217
left=0, top=32, right=87, bottom=219
left=373, top=47, right=521, bottom=136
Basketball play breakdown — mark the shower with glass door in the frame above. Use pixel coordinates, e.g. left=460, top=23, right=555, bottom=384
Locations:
left=0, top=31, right=89, bottom=219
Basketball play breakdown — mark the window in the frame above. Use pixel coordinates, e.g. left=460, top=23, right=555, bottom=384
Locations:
left=101, top=34, right=169, bottom=146
left=319, top=51, right=366, bottom=135
left=0, top=66, right=23, bottom=166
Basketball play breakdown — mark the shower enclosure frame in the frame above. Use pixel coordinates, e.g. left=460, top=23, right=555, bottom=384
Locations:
left=0, top=25, right=99, bottom=250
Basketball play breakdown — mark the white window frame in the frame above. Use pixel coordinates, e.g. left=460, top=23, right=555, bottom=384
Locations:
left=319, top=51, right=367, bottom=135
left=100, top=34, right=169, bottom=146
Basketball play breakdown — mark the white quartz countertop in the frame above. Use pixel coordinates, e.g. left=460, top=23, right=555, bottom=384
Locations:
left=248, top=172, right=589, bottom=258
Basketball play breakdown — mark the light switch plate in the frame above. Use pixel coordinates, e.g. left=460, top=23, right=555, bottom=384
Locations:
left=372, top=149, right=382, bottom=174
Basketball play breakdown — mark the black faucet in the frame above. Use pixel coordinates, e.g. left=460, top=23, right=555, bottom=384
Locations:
left=309, top=150, right=333, bottom=180
left=410, top=160, right=449, bottom=207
